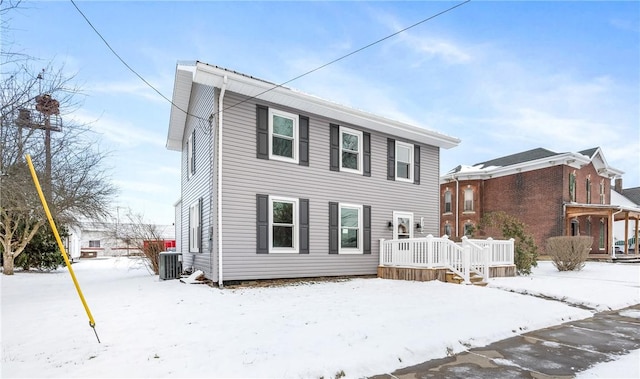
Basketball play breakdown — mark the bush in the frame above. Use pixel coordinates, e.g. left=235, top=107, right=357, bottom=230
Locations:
left=477, top=212, right=538, bottom=275
left=15, top=224, right=66, bottom=271
left=547, top=236, right=592, bottom=271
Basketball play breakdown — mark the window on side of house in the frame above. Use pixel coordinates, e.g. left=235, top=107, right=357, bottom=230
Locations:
left=395, top=141, right=413, bottom=182
left=444, top=223, right=452, bottom=237
left=444, top=189, right=452, bottom=213
left=339, top=204, right=363, bottom=254
left=269, top=197, right=299, bottom=253
left=189, top=199, right=201, bottom=253
left=599, top=179, right=605, bottom=204
left=269, top=108, right=299, bottom=163
left=464, top=187, right=474, bottom=212
left=89, top=240, right=100, bottom=248
left=599, top=220, right=605, bottom=249
left=340, top=126, right=363, bottom=174
left=569, top=171, right=576, bottom=202
left=586, top=177, right=592, bottom=204
left=463, top=222, right=474, bottom=236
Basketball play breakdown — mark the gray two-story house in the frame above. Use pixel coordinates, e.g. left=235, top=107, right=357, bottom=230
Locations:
left=166, top=61, right=460, bottom=286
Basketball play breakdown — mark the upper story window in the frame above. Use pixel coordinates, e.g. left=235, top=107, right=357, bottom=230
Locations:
left=339, top=203, right=363, bottom=254
left=330, top=124, right=370, bottom=176
left=586, top=177, right=592, bottom=204
left=569, top=171, right=576, bottom=202
left=269, top=197, right=299, bottom=253
left=464, top=187, right=474, bottom=212
left=269, top=109, right=299, bottom=163
left=395, top=141, right=413, bottom=182
left=187, top=130, right=195, bottom=178
left=444, top=189, right=452, bottom=213
left=387, top=139, right=420, bottom=184
left=599, top=180, right=605, bottom=204
left=340, top=127, right=363, bottom=174
left=257, top=105, right=309, bottom=166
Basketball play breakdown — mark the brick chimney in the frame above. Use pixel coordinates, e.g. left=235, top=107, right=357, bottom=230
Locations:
left=614, top=178, right=623, bottom=193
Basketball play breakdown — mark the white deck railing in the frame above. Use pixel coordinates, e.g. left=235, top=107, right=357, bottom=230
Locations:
left=379, top=235, right=515, bottom=284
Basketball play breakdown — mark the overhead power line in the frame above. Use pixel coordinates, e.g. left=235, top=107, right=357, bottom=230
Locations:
left=70, top=0, right=470, bottom=122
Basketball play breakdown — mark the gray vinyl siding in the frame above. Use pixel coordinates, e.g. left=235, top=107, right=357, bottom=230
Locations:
left=179, top=83, right=217, bottom=280
left=218, top=91, right=440, bottom=281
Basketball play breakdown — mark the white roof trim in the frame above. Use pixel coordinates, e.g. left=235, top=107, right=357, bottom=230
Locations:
left=440, top=151, right=623, bottom=183
left=172, top=62, right=460, bottom=149
left=166, top=67, right=195, bottom=151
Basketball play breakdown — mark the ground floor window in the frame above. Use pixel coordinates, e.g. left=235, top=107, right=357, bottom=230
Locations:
left=270, top=197, right=299, bottom=253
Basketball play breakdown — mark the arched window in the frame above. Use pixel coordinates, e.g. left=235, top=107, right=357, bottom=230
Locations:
left=571, top=219, right=579, bottom=236
left=464, top=222, right=474, bottom=236
left=586, top=177, right=592, bottom=204
left=444, top=223, right=452, bottom=237
left=599, top=180, right=605, bottom=204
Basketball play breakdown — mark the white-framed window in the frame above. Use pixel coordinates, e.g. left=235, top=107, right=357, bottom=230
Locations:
left=395, top=141, right=413, bottom=182
left=339, top=203, right=363, bottom=254
left=269, top=108, right=298, bottom=163
left=269, top=196, right=299, bottom=253
left=187, top=130, right=195, bottom=178
left=464, top=187, right=474, bottom=212
left=340, top=126, right=363, bottom=174
left=89, top=240, right=100, bottom=248
left=189, top=200, right=201, bottom=253
left=444, top=189, right=452, bottom=213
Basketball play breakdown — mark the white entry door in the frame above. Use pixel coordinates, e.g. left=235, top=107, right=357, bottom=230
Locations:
left=393, top=212, right=414, bottom=240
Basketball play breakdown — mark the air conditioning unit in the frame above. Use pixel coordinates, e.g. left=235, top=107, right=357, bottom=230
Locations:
left=159, top=252, right=182, bottom=280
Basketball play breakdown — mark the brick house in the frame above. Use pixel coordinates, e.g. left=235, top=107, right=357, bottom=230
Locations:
left=439, top=147, right=640, bottom=258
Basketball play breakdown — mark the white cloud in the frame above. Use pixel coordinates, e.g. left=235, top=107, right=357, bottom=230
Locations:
left=71, top=109, right=165, bottom=148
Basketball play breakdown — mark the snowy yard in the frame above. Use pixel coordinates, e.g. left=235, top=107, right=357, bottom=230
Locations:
left=1, top=258, right=638, bottom=378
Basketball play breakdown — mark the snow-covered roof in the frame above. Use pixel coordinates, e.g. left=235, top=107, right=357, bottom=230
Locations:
left=442, top=147, right=624, bottom=182
left=166, top=61, right=460, bottom=151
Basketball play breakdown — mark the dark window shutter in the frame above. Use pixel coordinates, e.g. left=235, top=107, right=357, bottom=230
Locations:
left=414, top=145, right=420, bottom=185
left=256, top=105, right=269, bottom=159
left=329, top=202, right=339, bottom=254
left=299, top=198, right=309, bottom=254
left=256, top=194, right=269, bottom=254
left=299, top=116, right=309, bottom=166
left=330, top=124, right=340, bottom=171
left=387, top=138, right=395, bottom=180
left=363, top=205, right=371, bottom=254
left=191, top=130, right=196, bottom=174
left=198, top=197, right=203, bottom=253
left=363, top=132, right=371, bottom=177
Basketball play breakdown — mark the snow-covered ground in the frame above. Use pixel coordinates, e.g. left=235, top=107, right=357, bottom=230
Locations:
left=1, top=259, right=638, bottom=378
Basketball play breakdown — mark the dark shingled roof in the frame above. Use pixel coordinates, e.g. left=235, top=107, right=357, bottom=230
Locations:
left=578, top=147, right=599, bottom=158
left=473, top=148, right=558, bottom=168
left=622, top=187, right=640, bottom=206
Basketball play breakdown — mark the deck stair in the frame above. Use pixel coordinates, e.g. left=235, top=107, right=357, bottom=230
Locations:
left=445, top=270, right=488, bottom=286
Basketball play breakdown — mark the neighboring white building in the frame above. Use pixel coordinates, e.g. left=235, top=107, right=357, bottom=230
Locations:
left=77, top=221, right=175, bottom=258
left=612, top=184, right=640, bottom=253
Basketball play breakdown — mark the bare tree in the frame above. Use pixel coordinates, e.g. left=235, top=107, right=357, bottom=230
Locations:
left=107, top=209, right=168, bottom=275
left=1, top=62, right=117, bottom=275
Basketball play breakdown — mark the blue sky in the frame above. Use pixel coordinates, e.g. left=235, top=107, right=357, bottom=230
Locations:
left=6, top=1, right=639, bottom=225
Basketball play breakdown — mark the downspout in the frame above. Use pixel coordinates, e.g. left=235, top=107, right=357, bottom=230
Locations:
left=217, top=75, right=227, bottom=288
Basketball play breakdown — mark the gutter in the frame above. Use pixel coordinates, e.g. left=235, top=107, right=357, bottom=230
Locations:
left=217, top=75, right=228, bottom=288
